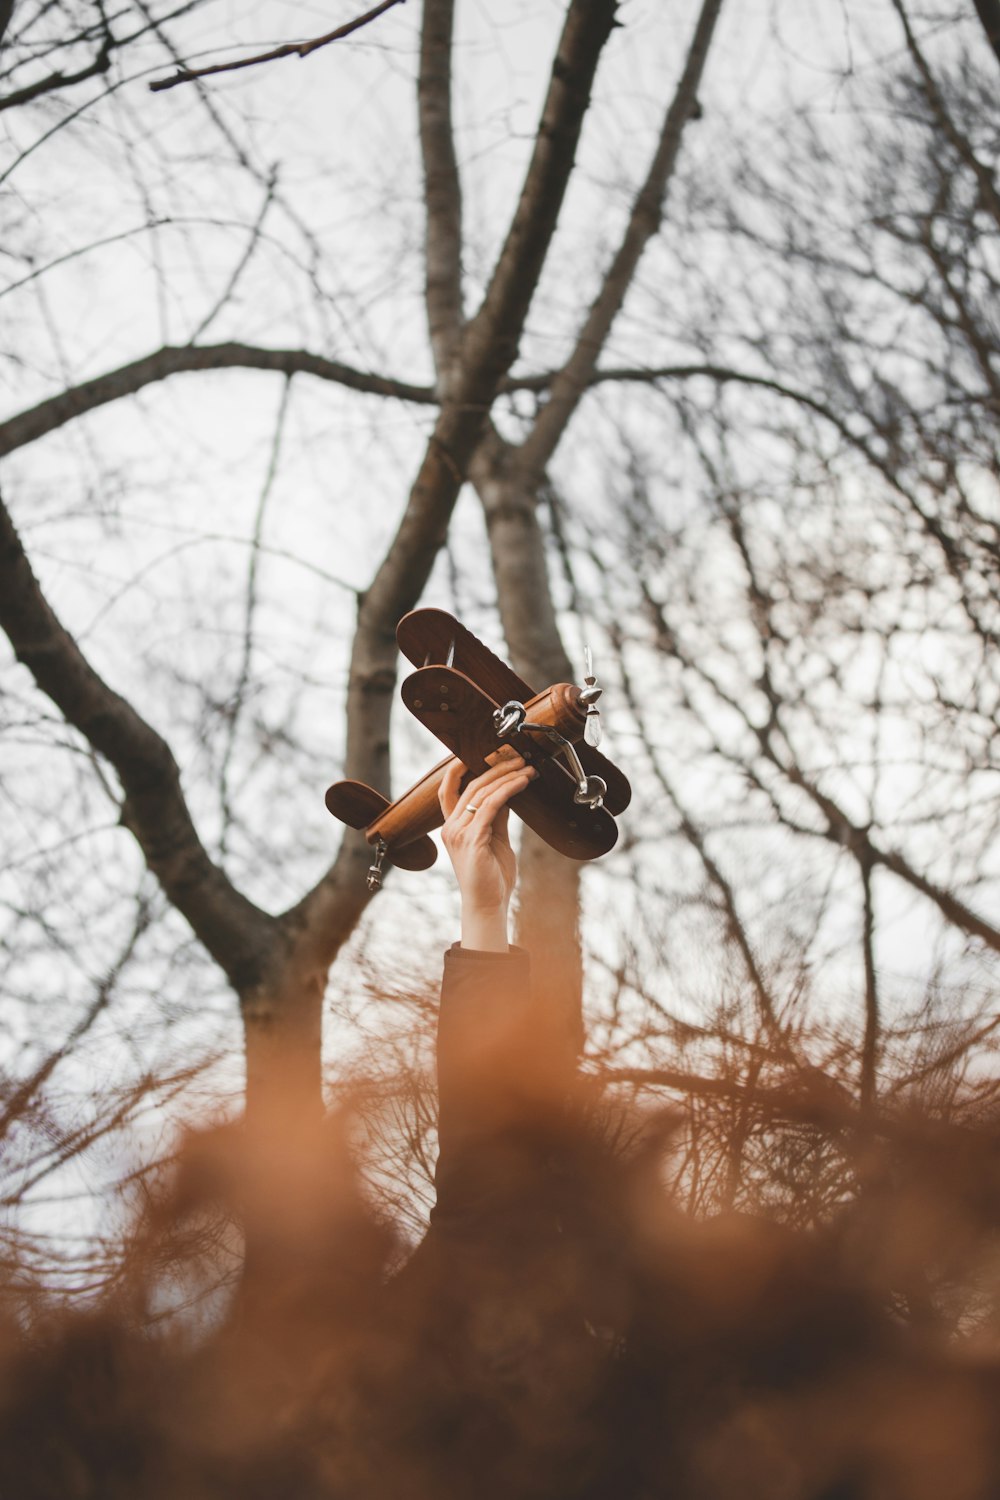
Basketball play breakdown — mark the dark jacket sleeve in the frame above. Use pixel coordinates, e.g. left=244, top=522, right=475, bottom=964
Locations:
left=433, top=943, right=549, bottom=1227
left=436, top=944, right=533, bottom=1154
left=428, top=947, right=618, bottom=1320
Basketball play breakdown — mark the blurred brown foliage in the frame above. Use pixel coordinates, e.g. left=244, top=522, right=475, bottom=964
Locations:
left=3, top=1037, right=1000, bottom=1500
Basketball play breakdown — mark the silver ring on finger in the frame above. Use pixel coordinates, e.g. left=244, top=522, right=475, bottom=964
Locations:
left=465, top=803, right=480, bottom=815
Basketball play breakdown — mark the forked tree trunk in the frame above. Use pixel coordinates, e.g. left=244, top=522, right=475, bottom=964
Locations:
left=241, top=969, right=325, bottom=1122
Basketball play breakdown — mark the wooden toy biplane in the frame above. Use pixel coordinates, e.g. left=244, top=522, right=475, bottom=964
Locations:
left=325, top=609, right=631, bottom=890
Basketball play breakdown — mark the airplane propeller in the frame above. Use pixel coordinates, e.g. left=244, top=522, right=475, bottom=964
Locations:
left=581, top=645, right=603, bottom=748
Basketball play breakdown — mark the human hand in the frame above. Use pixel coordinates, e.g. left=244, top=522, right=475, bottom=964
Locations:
left=438, top=752, right=536, bottom=951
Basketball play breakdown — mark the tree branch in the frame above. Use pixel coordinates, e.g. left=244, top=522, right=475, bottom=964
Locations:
left=0, top=3, right=204, bottom=110
left=508, top=361, right=848, bottom=418
left=460, top=0, right=621, bottom=394
left=217, top=377, right=292, bottom=857
left=519, top=0, right=725, bottom=478
left=188, top=168, right=279, bottom=344
left=148, top=0, right=407, bottom=93
left=972, top=0, right=1000, bottom=69
left=0, top=491, right=278, bottom=992
left=0, top=896, right=153, bottom=1145
left=871, top=839, right=1000, bottom=955
left=643, top=591, right=1000, bottom=960
left=597, top=1064, right=861, bottom=1132
left=615, top=638, right=786, bottom=1046
left=0, top=351, right=860, bottom=462
left=860, top=857, right=879, bottom=1111
left=745, top=687, right=1000, bottom=956
left=419, top=0, right=464, bottom=378
left=0, top=343, right=434, bottom=458
left=519, top=357, right=996, bottom=646
left=889, top=0, right=1000, bottom=231
left=0, top=34, right=114, bottom=113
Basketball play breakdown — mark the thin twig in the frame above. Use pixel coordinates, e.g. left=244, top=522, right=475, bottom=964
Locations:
left=218, top=376, right=293, bottom=857
left=148, top=0, right=406, bottom=94
left=859, top=857, right=879, bottom=1112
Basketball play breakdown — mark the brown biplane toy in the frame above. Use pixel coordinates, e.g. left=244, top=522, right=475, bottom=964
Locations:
left=325, top=609, right=631, bottom=890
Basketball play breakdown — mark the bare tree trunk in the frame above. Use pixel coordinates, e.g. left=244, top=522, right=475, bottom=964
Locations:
left=471, top=433, right=584, bottom=1055
left=469, top=0, right=727, bottom=1056
left=514, top=831, right=585, bottom=1058
left=242, top=965, right=325, bottom=1122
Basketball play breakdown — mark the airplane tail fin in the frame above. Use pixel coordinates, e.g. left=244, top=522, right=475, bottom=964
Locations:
left=324, top=780, right=437, bottom=872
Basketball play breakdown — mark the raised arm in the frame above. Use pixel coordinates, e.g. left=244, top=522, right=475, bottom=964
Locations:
left=437, top=753, right=536, bottom=951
